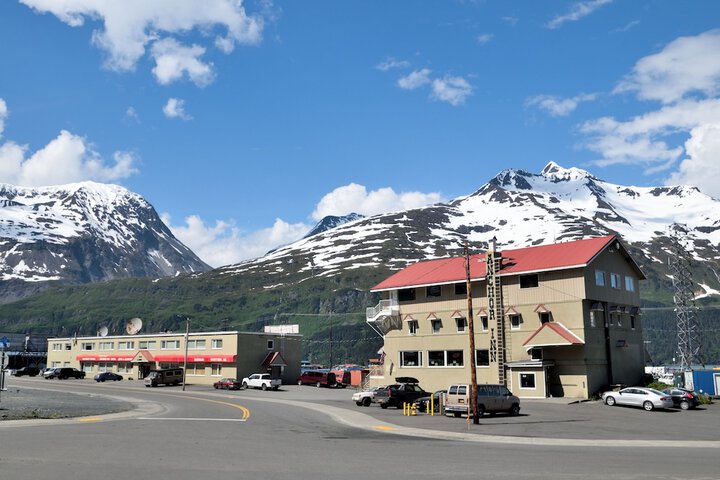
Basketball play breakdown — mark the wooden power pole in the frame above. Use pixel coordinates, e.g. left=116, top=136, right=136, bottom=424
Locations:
left=464, top=242, right=479, bottom=425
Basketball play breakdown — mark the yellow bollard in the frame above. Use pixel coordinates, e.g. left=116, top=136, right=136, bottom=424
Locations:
left=403, top=402, right=408, bottom=416
left=410, top=403, right=417, bottom=416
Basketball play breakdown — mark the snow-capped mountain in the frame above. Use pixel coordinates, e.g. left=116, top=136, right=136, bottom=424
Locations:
left=0, top=182, right=210, bottom=301
left=303, top=213, right=365, bottom=239
left=220, top=162, right=720, bottom=297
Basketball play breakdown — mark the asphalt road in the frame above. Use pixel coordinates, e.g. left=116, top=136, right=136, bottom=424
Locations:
left=2, top=378, right=719, bottom=480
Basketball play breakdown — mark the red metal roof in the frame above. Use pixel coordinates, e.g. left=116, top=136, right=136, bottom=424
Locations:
left=522, top=322, right=585, bottom=348
left=371, top=235, right=634, bottom=292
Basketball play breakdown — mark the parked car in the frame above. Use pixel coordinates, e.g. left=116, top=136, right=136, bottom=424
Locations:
left=662, top=387, right=701, bottom=410
left=412, top=389, right=447, bottom=413
left=297, top=370, right=337, bottom=388
left=12, top=366, right=40, bottom=377
left=144, top=368, right=183, bottom=387
left=444, top=384, right=521, bottom=417
left=242, top=373, right=281, bottom=391
left=375, top=377, right=427, bottom=409
left=94, top=372, right=123, bottom=382
left=213, top=378, right=242, bottom=390
left=352, top=385, right=387, bottom=407
left=46, top=367, right=86, bottom=380
left=43, top=368, right=59, bottom=379
left=601, top=387, right=673, bottom=411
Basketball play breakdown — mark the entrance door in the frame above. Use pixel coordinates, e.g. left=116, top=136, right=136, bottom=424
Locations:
left=139, top=363, right=150, bottom=380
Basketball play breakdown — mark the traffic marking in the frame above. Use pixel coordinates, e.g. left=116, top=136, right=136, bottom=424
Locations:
left=373, top=425, right=396, bottom=431
left=138, top=417, right=247, bottom=422
left=78, top=417, right=103, bottom=422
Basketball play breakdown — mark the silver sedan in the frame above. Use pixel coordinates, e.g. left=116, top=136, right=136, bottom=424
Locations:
left=601, top=387, right=674, bottom=411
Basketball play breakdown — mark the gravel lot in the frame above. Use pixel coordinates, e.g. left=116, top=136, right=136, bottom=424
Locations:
left=0, top=383, right=132, bottom=420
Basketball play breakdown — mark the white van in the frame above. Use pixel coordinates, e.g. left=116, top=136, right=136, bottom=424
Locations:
left=444, top=384, right=521, bottom=417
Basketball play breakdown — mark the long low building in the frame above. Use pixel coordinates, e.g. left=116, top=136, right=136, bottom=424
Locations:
left=46, top=330, right=302, bottom=385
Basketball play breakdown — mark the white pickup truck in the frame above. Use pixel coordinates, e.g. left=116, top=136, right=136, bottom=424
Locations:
left=242, top=373, right=281, bottom=391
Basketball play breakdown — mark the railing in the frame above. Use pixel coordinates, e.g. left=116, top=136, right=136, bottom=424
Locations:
left=366, top=299, right=399, bottom=321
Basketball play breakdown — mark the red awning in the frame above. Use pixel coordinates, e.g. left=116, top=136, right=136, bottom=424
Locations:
left=76, top=354, right=135, bottom=362
left=153, top=354, right=237, bottom=363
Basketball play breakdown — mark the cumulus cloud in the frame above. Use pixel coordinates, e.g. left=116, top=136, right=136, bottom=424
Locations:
left=476, top=33, right=494, bottom=45
left=162, top=214, right=311, bottom=267
left=431, top=76, right=473, bottom=106
left=375, top=57, right=410, bottom=71
left=526, top=93, right=597, bottom=117
left=614, top=29, right=720, bottom=104
left=665, top=124, right=720, bottom=198
left=19, top=0, right=262, bottom=82
left=397, top=69, right=432, bottom=90
left=151, top=38, right=215, bottom=86
left=163, top=98, right=192, bottom=120
left=579, top=30, right=720, bottom=179
left=546, top=0, right=612, bottom=30
left=311, top=183, right=444, bottom=221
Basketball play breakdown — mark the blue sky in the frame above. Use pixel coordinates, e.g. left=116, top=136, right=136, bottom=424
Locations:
left=1, top=1, right=720, bottom=266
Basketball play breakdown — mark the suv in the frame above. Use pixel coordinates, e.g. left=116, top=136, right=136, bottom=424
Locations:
left=46, top=367, right=86, bottom=380
left=13, top=366, right=40, bottom=377
left=375, top=377, right=427, bottom=409
left=444, top=384, right=520, bottom=417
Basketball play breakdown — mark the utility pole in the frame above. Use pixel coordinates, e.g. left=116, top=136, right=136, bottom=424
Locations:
left=464, top=242, right=479, bottom=425
left=329, top=310, right=334, bottom=369
left=182, top=318, right=189, bottom=391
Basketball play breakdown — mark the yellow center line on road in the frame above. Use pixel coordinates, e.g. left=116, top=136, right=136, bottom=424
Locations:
left=373, top=425, right=396, bottom=431
left=78, top=417, right=103, bottom=422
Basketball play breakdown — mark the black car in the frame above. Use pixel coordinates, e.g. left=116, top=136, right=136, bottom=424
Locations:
left=412, top=389, right=447, bottom=413
left=13, top=366, right=40, bottom=377
left=94, top=372, right=123, bottom=382
left=49, top=367, right=86, bottom=379
left=662, top=387, right=700, bottom=410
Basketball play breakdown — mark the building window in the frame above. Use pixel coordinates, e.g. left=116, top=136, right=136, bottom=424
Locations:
left=480, top=315, right=488, bottom=331
left=426, top=285, right=442, bottom=298
left=475, top=349, right=490, bottom=367
left=99, top=362, right=113, bottom=373
left=595, top=270, right=606, bottom=287
left=520, top=274, right=539, bottom=289
left=617, top=315, right=623, bottom=327
left=630, top=315, right=636, bottom=330
left=399, top=351, right=422, bottom=367
left=610, top=273, right=621, bottom=289
left=82, top=363, right=93, bottom=373
left=530, top=348, right=542, bottom=361
left=510, top=315, right=521, bottom=330
left=398, top=288, right=416, bottom=302
left=187, top=339, right=206, bottom=350
left=539, top=312, right=551, bottom=324
left=139, top=341, right=156, bottom=350
left=431, top=319, right=442, bottom=334
left=625, top=277, right=635, bottom=292
left=117, top=363, right=132, bottom=373
left=590, top=311, right=598, bottom=328
left=407, top=320, right=418, bottom=335
left=187, top=364, right=206, bottom=376
left=267, top=340, right=274, bottom=350
left=455, top=283, right=467, bottom=296
left=211, top=339, right=223, bottom=349
left=65, top=343, right=72, bottom=350
left=211, top=364, right=222, bottom=376
left=63, top=361, right=70, bottom=367
left=81, top=343, right=94, bottom=351
left=52, top=343, right=62, bottom=351
left=162, top=340, right=180, bottom=350
left=99, top=342, right=114, bottom=350
left=428, top=350, right=463, bottom=367
left=118, top=341, right=135, bottom=350
left=519, top=373, right=536, bottom=389
left=455, top=317, right=467, bottom=333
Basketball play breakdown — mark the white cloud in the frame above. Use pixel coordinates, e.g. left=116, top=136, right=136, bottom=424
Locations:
left=613, top=20, right=640, bottom=33
left=19, top=0, right=262, bottom=81
left=397, top=69, right=432, bottom=90
left=666, top=124, right=720, bottom=198
left=163, top=98, right=192, bottom=120
left=546, top=0, right=612, bottom=30
left=162, top=214, right=311, bottom=267
left=527, top=93, right=597, bottom=117
left=614, top=29, right=720, bottom=104
left=431, top=76, right=473, bottom=106
left=0, top=98, right=7, bottom=137
left=125, top=106, right=140, bottom=122
left=375, top=57, right=410, bottom=71
left=151, top=38, right=215, bottom=86
left=311, top=183, right=444, bottom=221
left=476, top=33, right=494, bottom=45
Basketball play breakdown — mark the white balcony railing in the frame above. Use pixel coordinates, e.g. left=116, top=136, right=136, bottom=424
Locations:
left=366, top=299, right=401, bottom=336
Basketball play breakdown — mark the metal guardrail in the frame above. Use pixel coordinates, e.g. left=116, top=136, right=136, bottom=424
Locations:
left=366, top=299, right=399, bottom=321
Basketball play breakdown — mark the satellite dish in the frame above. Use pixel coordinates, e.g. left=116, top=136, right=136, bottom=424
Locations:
left=98, top=326, right=109, bottom=337
left=126, top=317, right=143, bottom=335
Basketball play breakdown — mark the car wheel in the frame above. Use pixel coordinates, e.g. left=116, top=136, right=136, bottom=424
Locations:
left=356, top=401, right=363, bottom=406
left=380, top=404, right=388, bottom=409
left=643, top=401, right=654, bottom=411
left=476, top=404, right=485, bottom=417
left=214, top=384, right=219, bottom=389
left=510, top=404, right=520, bottom=416
left=316, top=381, right=322, bottom=388
left=297, top=379, right=303, bottom=386
left=261, top=383, right=268, bottom=391
left=605, top=396, right=616, bottom=406
left=680, top=400, right=690, bottom=410
left=242, top=381, right=248, bottom=389
left=453, top=412, right=462, bottom=418
left=101, top=379, right=106, bottom=382
left=362, top=397, right=371, bottom=407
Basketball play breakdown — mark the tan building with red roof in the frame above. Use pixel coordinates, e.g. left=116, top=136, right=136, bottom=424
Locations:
left=366, top=235, right=645, bottom=399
